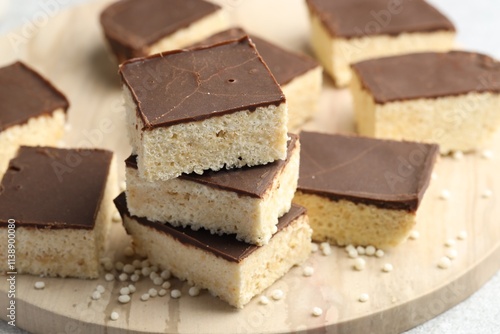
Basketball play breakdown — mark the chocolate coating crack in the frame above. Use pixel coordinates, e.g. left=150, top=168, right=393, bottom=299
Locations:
left=119, top=36, right=285, bottom=129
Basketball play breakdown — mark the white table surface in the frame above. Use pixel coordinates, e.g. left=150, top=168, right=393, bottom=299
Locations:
left=0, top=0, right=499, bottom=333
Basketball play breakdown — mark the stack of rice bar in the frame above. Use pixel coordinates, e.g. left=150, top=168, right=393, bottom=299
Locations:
left=115, top=36, right=312, bottom=308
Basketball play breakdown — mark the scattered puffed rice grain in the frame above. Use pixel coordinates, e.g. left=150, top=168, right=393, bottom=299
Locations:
left=141, top=259, right=150, bottom=268
left=120, top=287, right=130, bottom=295
left=481, top=150, right=493, bottom=160
left=141, top=267, right=151, bottom=277
left=162, top=281, right=171, bottom=289
left=130, top=274, right=139, bottom=282
left=311, top=243, right=319, bottom=253
left=149, top=288, right=158, bottom=297
left=140, top=294, right=150, bottom=301
left=356, top=246, right=365, bottom=255
left=128, top=284, right=136, bottom=293
left=320, top=242, right=331, bottom=256
left=149, top=272, right=159, bottom=280
left=303, top=266, right=314, bottom=277
left=358, top=293, right=369, bottom=303
left=375, top=249, right=385, bottom=258
left=452, top=151, right=464, bottom=160
left=123, top=264, right=135, bottom=274
left=439, top=189, right=450, bottom=200
left=104, top=273, right=114, bottom=282
left=132, top=259, right=142, bottom=268
left=446, top=249, right=458, bottom=260
left=96, top=285, right=105, bottom=294
left=348, top=249, right=358, bottom=258
left=445, top=239, right=456, bottom=247
left=312, top=307, right=323, bottom=317
left=153, top=277, right=164, bottom=286
left=118, top=273, right=128, bottom=282
left=103, top=261, right=114, bottom=272
left=159, top=289, right=168, bottom=297
left=92, top=291, right=101, bottom=300
left=271, top=289, right=284, bottom=300
left=353, top=258, right=366, bottom=271
left=457, top=230, right=468, bottom=240
left=34, top=281, right=45, bottom=290
left=171, top=289, right=181, bottom=299
left=124, top=247, right=135, bottom=257
left=409, top=230, right=420, bottom=240
left=382, top=263, right=393, bottom=273
left=112, top=211, right=122, bottom=222
left=118, top=295, right=130, bottom=304
left=365, top=245, right=376, bottom=256
left=345, top=244, right=356, bottom=253
left=189, top=286, right=201, bottom=297
left=150, top=265, right=159, bottom=272
left=438, top=256, right=452, bottom=269
left=482, top=189, right=493, bottom=198
left=259, top=295, right=270, bottom=305
left=160, top=270, right=171, bottom=280
left=115, top=261, right=124, bottom=271
left=110, top=311, right=119, bottom=321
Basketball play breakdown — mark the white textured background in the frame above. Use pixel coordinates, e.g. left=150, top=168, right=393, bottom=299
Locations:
left=0, top=0, right=499, bottom=333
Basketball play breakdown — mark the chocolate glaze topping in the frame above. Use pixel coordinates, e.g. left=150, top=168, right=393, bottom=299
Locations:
left=306, top=0, right=455, bottom=38
left=0, top=147, right=113, bottom=229
left=119, top=36, right=286, bottom=129
left=0, top=61, right=69, bottom=131
left=189, top=28, right=319, bottom=85
left=298, top=132, right=438, bottom=211
left=125, top=134, right=298, bottom=198
left=352, top=51, right=500, bottom=103
left=100, top=0, right=221, bottom=61
left=114, top=193, right=306, bottom=262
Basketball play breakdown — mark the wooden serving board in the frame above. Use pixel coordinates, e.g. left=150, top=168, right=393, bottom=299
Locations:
left=1, top=1, right=499, bottom=333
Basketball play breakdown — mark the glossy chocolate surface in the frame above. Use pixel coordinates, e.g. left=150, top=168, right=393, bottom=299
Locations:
left=125, top=134, right=298, bottom=198
left=352, top=51, right=500, bottom=103
left=0, top=61, right=69, bottom=131
left=298, top=131, right=438, bottom=211
left=114, top=193, right=306, bottom=262
left=0, top=147, right=113, bottom=229
left=306, top=0, right=454, bottom=38
left=100, top=0, right=221, bottom=61
left=189, top=28, right=319, bottom=85
left=119, top=36, right=285, bottom=129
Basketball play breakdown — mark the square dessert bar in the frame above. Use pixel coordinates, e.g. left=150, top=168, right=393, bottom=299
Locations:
left=120, top=36, right=289, bottom=181
left=0, top=61, right=69, bottom=177
left=306, top=0, right=455, bottom=87
left=293, top=131, right=438, bottom=249
left=114, top=193, right=312, bottom=308
left=190, top=28, right=323, bottom=130
left=100, top=0, right=228, bottom=63
left=351, top=51, right=500, bottom=153
left=0, top=147, right=116, bottom=278
left=125, top=134, right=300, bottom=246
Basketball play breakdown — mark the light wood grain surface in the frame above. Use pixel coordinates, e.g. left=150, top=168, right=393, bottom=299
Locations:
left=0, top=1, right=499, bottom=333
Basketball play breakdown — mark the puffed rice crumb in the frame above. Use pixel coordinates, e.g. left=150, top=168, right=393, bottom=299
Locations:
left=189, top=286, right=201, bottom=297
left=312, top=307, right=323, bottom=317
left=110, top=311, right=119, bottom=321
left=271, top=289, right=284, bottom=300
left=171, top=289, right=182, bottom=299
left=438, top=256, right=452, bottom=269
left=34, top=281, right=45, bottom=290
left=358, top=293, right=369, bottom=303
